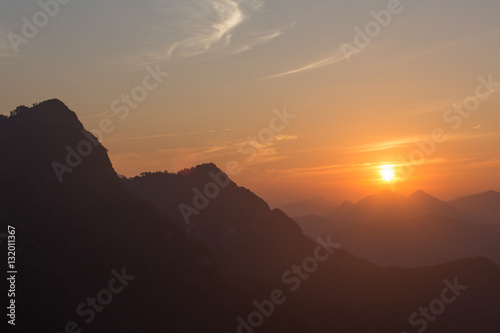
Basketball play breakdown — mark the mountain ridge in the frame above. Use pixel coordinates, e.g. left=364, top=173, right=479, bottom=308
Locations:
left=3, top=99, right=500, bottom=332
left=324, top=189, right=490, bottom=224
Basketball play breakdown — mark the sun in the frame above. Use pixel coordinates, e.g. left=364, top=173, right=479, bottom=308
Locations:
left=380, top=165, right=395, bottom=182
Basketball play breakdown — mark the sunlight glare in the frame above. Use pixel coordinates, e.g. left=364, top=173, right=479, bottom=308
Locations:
left=380, top=165, right=395, bottom=182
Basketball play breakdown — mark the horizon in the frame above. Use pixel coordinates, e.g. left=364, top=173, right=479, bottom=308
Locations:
left=113, top=157, right=500, bottom=204
left=2, top=0, right=500, bottom=203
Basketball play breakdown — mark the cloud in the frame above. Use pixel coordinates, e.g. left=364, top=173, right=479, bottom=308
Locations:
left=275, top=134, right=299, bottom=141
left=199, top=144, right=229, bottom=155
left=101, top=130, right=213, bottom=143
left=264, top=161, right=387, bottom=179
left=337, top=137, right=421, bottom=154
left=167, top=0, right=246, bottom=58
left=333, top=131, right=500, bottom=155
left=141, top=0, right=286, bottom=62
left=260, top=48, right=348, bottom=79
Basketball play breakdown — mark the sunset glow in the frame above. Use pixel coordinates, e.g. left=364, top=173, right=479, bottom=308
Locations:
left=380, top=165, right=395, bottom=182
left=1, top=0, right=499, bottom=204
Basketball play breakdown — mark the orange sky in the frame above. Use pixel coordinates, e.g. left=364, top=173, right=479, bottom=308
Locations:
left=2, top=0, right=500, bottom=203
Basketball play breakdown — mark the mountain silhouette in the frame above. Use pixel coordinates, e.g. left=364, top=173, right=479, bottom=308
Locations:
left=124, top=165, right=315, bottom=283
left=299, top=190, right=500, bottom=267
left=325, top=190, right=467, bottom=223
left=2, top=99, right=500, bottom=332
left=0, top=100, right=296, bottom=332
left=124, top=158, right=500, bottom=331
left=448, top=190, right=500, bottom=225
left=302, top=214, right=500, bottom=267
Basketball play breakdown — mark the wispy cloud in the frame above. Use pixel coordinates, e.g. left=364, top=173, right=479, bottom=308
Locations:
left=260, top=48, right=349, bottom=80
left=140, top=0, right=286, bottom=63
left=166, top=0, right=246, bottom=58
left=199, top=144, right=229, bottom=156
left=337, top=137, right=421, bottom=154
left=101, top=129, right=225, bottom=143
left=265, top=161, right=387, bottom=179
left=336, top=132, right=500, bottom=155
left=275, top=134, right=299, bottom=141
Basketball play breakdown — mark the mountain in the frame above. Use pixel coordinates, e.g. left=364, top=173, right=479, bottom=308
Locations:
left=318, top=214, right=500, bottom=267
left=407, top=190, right=470, bottom=221
left=278, top=197, right=339, bottom=217
left=123, top=165, right=314, bottom=283
left=325, top=190, right=469, bottom=223
left=124, top=165, right=500, bottom=332
left=0, top=100, right=290, bottom=333
left=300, top=190, right=500, bottom=267
left=2, top=99, right=500, bottom=332
left=448, top=190, right=500, bottom=225
left=293, top=214, right=332, bottom=241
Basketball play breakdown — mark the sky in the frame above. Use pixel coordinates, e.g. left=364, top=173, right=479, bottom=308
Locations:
left=1, top=0, right=500, bottom=203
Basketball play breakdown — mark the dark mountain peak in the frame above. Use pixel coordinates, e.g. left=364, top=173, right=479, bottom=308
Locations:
left=178, top=162, right=223, bottom=177
left=36, top=98, right=68, bottom=109
left=124, top=163, right=316, bottom=280
left=5, top=99, right=77, bottom=123
left=0, top=99, right=116, bottom=193
left=133, top=163, right=225, bottom=181
left=0, top=99, right=255, bottom=332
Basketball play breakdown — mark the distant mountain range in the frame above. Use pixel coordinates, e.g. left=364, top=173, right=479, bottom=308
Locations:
left=2, top=99, right=500, bottom=332
left=297, top=190, right=500, bottom=267
left=322, top=189, right=499, bottom=225
left=448, top=190, right=500, bottom=225
left=284, top=190, right=500, bottom=224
